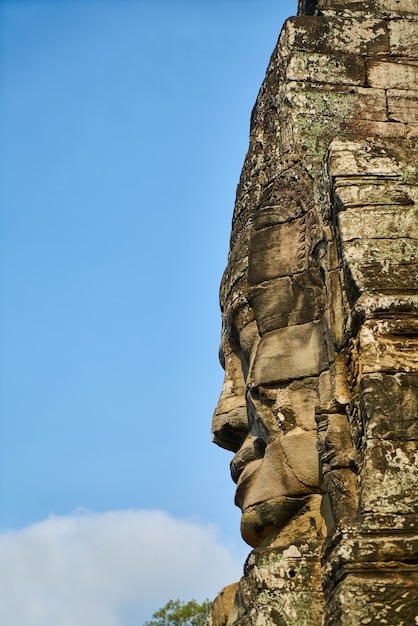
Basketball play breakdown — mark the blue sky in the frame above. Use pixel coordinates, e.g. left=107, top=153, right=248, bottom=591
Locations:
left=0, top=1, right=296, bottom=623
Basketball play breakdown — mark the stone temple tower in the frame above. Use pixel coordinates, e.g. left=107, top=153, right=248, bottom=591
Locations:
left=208, top=1, right=418, bottom=624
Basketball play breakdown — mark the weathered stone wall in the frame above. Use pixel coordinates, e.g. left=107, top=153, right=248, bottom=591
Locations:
left=208, top=1, right=418, bottom=624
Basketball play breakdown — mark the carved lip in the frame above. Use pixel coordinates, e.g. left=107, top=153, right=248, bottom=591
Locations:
left=234, top=459, right=263, bottom=508
left=230, top=454, right=250, bottom=484
left=230, top=437, right=266, bottom=483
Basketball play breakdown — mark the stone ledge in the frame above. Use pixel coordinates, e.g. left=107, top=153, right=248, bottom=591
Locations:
left=342, top=118, right=413, bottom=139
left=317, top=0, right=418, bottom=18
left=279, top=16, right=389, bottom=57
left=358, top=317, right=418, bottom=374
left=286, top=51, right=365, bottom=85
left=322, top=513, right=418, bottom=586
left=283, top=84, right=387, bottom=121
left=333, top=180, right=417, bottom=208
left=337, top=205, right=418, bottom=240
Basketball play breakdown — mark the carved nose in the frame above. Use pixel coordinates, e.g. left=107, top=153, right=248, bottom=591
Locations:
left=230, top=436, right=266, bottom=483
left=212, top=349, right=249, bottom=452
left=212, top=405, right=249, bottom=452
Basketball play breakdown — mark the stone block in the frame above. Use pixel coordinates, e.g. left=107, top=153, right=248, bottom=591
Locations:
left=359, top=438, right=418, bottom=513
left=249, top=210, right=322, bottom=284
left=366, top=60, right=418, bottom=89
left=250, top=320, right=330, bottom=386
left=343, top=119, right=409, bottom=139
left=249, top=270, right=326, bottom=335
left=353, top=294, right=418, bottom=323
left=280, top=17, right=389, bottom=56
left=329, top=514, right=418, bottom=563
left=289, top=270, right=327, bottom=328
left=319, top=0, right=418, bottom=15
left=358, top=317, right=418, bottom=374
left=253, top=205, right=307, bottom=231
left=323, top=515, right=418, bottom=625
left=325, top=572, right=418, bottom=626
left=388, top=88, right=418, bottom=122
left=254, top=164, right=315, bottom=230
left=328, top=139, right=403, bottom=177
left=333, top=180, right=417, bottom=208
left=388, top=18, right=418, bottom=55
left=286, top=52, right=365, bottom=85
left=288, top=377, right=323, bottom=431
left=285, top=84, right=387, bottom=121
left=360, top=373, right=418, bottom=441
left=343, top=236, right=417, bottom=266
left=349, top=259, right=418, bottom=292
left=249, top=276, right=294, bottom=334
left=376, top=0, right=418, bottom=14
left=318, top=0, right=418, bottom=16
left=346, top=248, right=418, bottom=295
left=337, top=205, right=418, bottom=240
left=317, top=0, right=375, bottom=9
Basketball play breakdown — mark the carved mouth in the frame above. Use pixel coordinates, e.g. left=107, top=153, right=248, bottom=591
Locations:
left=234, top=459, right=263, bottom=509
left=230, top=437, right=266, bottom=483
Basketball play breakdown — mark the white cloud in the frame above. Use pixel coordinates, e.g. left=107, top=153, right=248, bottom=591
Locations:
left=0, top=509, right=245, bottom=626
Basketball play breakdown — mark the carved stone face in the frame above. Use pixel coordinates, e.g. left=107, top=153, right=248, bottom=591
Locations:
left=212, top=304, right=325, bottom=548
left=212, top=168, right=329, bottom=548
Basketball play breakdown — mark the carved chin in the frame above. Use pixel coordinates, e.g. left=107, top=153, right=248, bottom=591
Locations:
left=235, top=434, right=320, bottom=512
left=240, top=494, right=324, bottom=549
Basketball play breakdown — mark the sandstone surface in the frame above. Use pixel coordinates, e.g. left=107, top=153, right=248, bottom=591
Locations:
left=207, top=0, right=418, bottom=624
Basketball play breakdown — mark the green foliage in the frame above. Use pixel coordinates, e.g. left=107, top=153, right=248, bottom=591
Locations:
left=144, top=598, right=212, bottom=626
